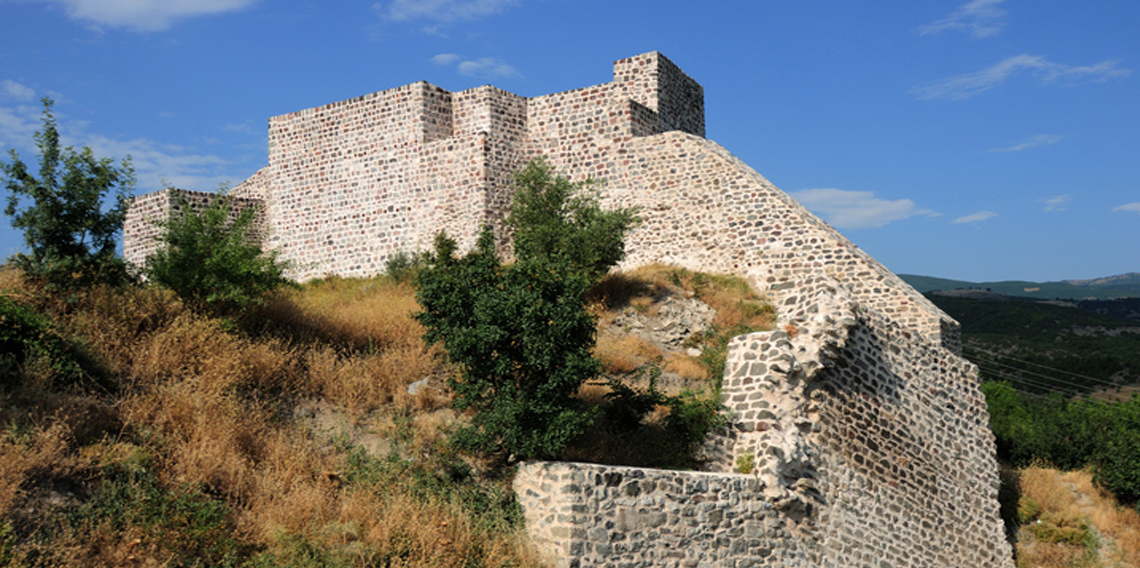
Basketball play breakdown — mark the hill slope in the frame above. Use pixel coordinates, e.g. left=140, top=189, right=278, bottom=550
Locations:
left=926, top=293, right=1140, bottom=396
left=901, top=273, right=1140, bottom=300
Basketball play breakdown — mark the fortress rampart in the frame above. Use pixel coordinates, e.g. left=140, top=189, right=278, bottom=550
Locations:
left=123, top=52, right=1012, bottom=567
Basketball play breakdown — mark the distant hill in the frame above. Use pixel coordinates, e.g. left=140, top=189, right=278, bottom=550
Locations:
left=925, top=293, right=1140, bottom=396
left=900, top=273, right=1140, bottom=300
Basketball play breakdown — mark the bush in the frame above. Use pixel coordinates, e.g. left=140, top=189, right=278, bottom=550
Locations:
left=507, top=158, right=639, bottom=283
left=384, top=250, right=427, bottom=284
left=985, top=380, right=1140, bottom=504
left=415, top=228, right=599, bottom=461
left=145, top=192, right=293, bottom=315
left=0, top=294, right=90, bottom=388
left=2, top=98, right=133, bottom=289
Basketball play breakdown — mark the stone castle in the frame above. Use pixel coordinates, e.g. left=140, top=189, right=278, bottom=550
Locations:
left=124, top=52, right=1014, bottom=568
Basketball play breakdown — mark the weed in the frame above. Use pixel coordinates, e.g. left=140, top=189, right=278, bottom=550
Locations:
left=736, top=451, right=755, bottom=475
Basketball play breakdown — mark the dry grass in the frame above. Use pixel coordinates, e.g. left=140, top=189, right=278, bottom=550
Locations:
left=1015, top=465, right=1140, bottom=568
left=593, top=334, right=663, bottom=374
left=0, top=262, right=773, bottom=566
left=598, top=264, right=774, bottom=332
left=0, top=267, right=537, bottom=567
left=663, top=353, right=707, bottom=381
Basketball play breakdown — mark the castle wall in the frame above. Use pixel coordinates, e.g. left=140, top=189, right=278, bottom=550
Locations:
left=123, top=52, right=1012, bottom=568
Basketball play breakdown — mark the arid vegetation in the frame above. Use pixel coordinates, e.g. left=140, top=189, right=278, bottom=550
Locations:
left=1008, top=466, right=1140, bottom=567
left=0, top=260, right=769, bottom=567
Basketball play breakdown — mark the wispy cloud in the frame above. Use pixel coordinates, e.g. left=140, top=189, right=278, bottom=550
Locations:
left=952, top=210, right=998, bottom=224
left=1, top=97, right=246, bottom=192
left=375, top=0, right=520, bottom=22
left=32, top=0, right=259, bottom=32
left=431, top=53, right=461, bottom=66
left=1113, top=202, right=1140, bottom=215
left=1039, top=195, right=1071, bottom=212
left=1, top=80, right=36, bottom=102
left=988, top=134, right=1063, bottom=153
left=912, top=55, right=1131, bottom=100
left=431, top=54, right=521, bottom=79
left=789, top=188, right=938, bottom=229
left=919, top=0, right=1007, bottom=38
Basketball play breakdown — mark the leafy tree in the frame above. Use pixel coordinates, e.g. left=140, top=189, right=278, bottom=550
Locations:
left=2, top=98, right=134, bottom=288
left=507, top=158, right=639, bottom=283
left=415, top=228, right=599, bottom=461
left=145, top=192, right=292, bottom=315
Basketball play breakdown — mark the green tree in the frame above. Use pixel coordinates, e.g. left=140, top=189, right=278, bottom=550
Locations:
left=2, top=98, right=134, bottom=288
left=507, top=158, right=639, bottom=283
left=415, top=228, right=599, bottom=461
left=145, top=192, right=292, bottom=315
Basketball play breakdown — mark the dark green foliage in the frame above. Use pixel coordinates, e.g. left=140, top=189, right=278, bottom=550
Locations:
left=596, top=363, right=727, bottom=467
left=2, top=98, right=133, bottom=289
left=930, top=294, right=1140, bottom=394
left=74, top=461, right=244, bottom=567
left=415, top=228, right=599, bottom=461
left=984, top=381, right=1140, bottom=504
left=0, top=295, right=95, bottom=388
left=384, top=250, right=427, bottom=284
left=341, top=446, right=522, bottom=534
left=507, top=158, right=639, bottom=283
left=146, top=193, right=292, bottom=315
left=664, top=389, right=728, bottom=456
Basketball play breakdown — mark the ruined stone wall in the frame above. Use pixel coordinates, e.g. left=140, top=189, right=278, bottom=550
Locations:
left=515, top=462, right=813, bottom=568
left=696, top=274, right=1012, bottom=568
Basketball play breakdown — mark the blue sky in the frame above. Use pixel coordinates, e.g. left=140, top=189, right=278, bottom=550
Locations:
left=1, top=0, right=1137, bottom=282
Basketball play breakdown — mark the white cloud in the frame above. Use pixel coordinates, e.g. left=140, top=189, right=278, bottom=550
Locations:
left=0, top=104, right=44, bottom=152
left=1113, top=202, right=1140, bottom=215
left=919, top=0, right=1007, bottom=38
left=788, top=188, right=938, bottom=229
left=457, top=58, right=520, bottom=79
left=1039, top=195, right=1071, bottom=212
left=952, top=210, right=998, bottom=224
left=912, top=55, right=1131, bottom=100
left=34, top=0, right=259, bottom=32
left=988, top=134, right=1063, bottom=153
left=375, top=0, right=520, bottom=22
left=1, top=99, right=244, bottom=192
left=430, top=54, right=521, bottom=79
left=84, top=133, right=236, bottom=190
left=431, top=53, right=461, bottom=65
left=1, top=80, right=36, bottom=102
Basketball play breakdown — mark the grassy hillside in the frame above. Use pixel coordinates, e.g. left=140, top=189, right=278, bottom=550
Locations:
left=926, top=294, right=1140, bottom=396
left=0, top=263, right=768, bottom=567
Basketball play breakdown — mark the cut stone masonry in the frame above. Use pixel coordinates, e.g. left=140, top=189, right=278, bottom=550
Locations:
left=123, top=52, right=1013, bottom=568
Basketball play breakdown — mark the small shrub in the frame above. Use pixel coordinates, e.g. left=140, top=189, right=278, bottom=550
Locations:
left=0, top=294, right=97, bottom=389
left=384, top=251, right=427, bottom=284
left=146, top=192, right=293, bottom=315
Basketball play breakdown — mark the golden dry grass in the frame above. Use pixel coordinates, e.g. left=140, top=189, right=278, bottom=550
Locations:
left=0, top=262, right=775, bottom=566
left=593, top=334, right=663, bottom=374
left=1016, top=465, right=1140, bottom=568
left=0, top=268, right=537, bottom=567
